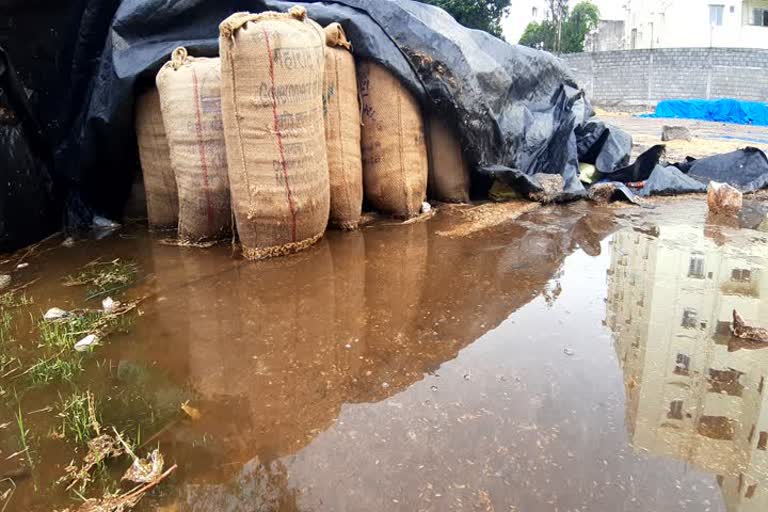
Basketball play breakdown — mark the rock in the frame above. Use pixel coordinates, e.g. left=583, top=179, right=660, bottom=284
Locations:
left=758, top=214, right=768, bottom=233
left=661, top=125, right=691, bottom=142
left=707, top=181, right=742, bottom=215
left=43, top=307, right=69, bottom=320
left=588, top=183, right=620, bottom=204
left=0, top=274, right=11, bottom=290
left=529, top=173, right=564, bottom=203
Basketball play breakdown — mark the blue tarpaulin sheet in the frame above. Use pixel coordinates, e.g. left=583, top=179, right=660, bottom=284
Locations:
left=642, top=98, right=768, bottom=126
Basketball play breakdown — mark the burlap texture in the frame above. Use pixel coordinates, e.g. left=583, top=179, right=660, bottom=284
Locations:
left=156, top=48, right=231, bottom=242
left=135, top=88, right=179, bottom=229
left=358, top=60, right=427, bottom=218
left=428, top=115, right=470, bottom=203
left=220, top=7, right=330, bottom=259
left=323, top=23, right=362, bottom=230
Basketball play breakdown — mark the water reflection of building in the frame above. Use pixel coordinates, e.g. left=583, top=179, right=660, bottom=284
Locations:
left=607, top=225, right=768, bottom=512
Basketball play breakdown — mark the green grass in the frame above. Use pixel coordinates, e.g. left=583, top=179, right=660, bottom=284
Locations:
left=0, top=310, right=14, bottom=344
left=63, top=259, right=139, bottom=300
left=28, top=355, right=83, bottom=385
left=57, top=390, right=100, bottom=445
left=15, top=403, right=33, bottom=468
left=38, top=312, right=102, bottom=350
left=0, top=291, right=33, bottom=309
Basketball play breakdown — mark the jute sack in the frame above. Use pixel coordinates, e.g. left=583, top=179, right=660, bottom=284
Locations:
left=219, top=7, right=330, bottom=260
left=155, top=48, right=231, bottom=243
left=323, top=23, right=362, bottom=230
left=135, top=88, right=178, bottom=228
left=428, top=115, right=470, bottom=203
left=358, top=60, right=427, bottom=218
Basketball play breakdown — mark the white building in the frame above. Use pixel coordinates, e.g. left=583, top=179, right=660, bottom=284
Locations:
left=607, top=226, right=768, bottom=511
left=593, top=0, right=768, bottom=50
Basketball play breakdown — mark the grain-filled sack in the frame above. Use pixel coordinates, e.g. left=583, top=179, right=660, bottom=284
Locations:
left=323, top=23, right=362, bottom=230
left=135, top=89, right=179, bottom=229
left=428, top=115, right=470, bottom=203
left=156, top=47, right=231, bottom=243
left=358, top=60, right=428, bottom=218
left=219, top=7, right=330, bottom=260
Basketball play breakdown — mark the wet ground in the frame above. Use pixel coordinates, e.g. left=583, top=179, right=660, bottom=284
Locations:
left=1, top=198, right=768, bottom=511
left=597, top=114, right=768, bottom=162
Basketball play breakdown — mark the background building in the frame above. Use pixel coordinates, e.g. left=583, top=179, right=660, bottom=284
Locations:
left=589, top=0, right=768, bottom=50
left=505, top=0, right=768, bottom=50
left=607, top=226, right=768, bottom=511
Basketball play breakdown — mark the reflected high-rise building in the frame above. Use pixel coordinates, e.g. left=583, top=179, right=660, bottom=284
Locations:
left=607, top=225, right=768, bottom=512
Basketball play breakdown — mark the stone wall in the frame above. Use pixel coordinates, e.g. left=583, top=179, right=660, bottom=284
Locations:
left=560, top=48, right=768, bottom=110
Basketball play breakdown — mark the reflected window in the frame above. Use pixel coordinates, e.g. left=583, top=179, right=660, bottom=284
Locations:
left=668, top=400, right=684, bottom=420
left=674, top=354, right=691, bottom=376
left=759, top=432, right=768, bottom=450
left=681, top=308, right=698, bottom=329
left=698, top=416, right=735, bottom=440
left=731, top=269, right=752, bottom=282
left=708, top=368, right=744, bottom=396
left=688, top=254, right=705, bottom=278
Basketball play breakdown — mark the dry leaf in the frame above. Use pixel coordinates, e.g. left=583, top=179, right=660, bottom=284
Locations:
left=180, top=401, right=201, bottom=421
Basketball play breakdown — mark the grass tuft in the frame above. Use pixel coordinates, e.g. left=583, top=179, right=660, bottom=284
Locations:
left=63, top=259, right=139, bottom=300
left=57, top=390, right=101, bottom=446
left=28, top=356, right=83, bottom=385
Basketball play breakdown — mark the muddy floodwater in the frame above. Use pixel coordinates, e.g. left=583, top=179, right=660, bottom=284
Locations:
left=1, top=200, right=768, bottom=511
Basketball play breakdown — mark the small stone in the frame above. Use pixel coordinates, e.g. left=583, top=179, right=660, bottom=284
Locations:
left=44, top=307, right=69, bottom=321
left=74, top=334, right=99, bottom=352
left=707, top=181, right=742, bottom=215
left=661, top=125, right=692, bottom=142
left=0, top=274, right=11, bottom=291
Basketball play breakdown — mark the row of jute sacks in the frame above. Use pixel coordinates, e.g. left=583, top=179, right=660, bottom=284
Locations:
left=135, top=7, right=470, bottom=260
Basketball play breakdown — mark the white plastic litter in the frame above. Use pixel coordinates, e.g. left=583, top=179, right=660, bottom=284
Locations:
left=421, top=202, right=432, bottom=214
left=102, top=297, right=117, bottom=314
left=16, top=262, right=29, bottom=269
left=74, top=334, right=99, bottom=352
left=92, top=216, right=121, bottom=229
left=44, top=307, right=69, bottom=320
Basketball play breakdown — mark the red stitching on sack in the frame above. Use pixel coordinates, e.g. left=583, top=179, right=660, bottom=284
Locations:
left=262, top=27, right=298, bottom=243
left=191, top=68, right=215, bottom=230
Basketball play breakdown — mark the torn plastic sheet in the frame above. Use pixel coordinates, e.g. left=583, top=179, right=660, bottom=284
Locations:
left=676, top=148, right=768, bottom=193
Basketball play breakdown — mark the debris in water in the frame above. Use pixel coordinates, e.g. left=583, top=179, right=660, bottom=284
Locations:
left=44, top=307, right=69, bottom=320
left=122, top=449, right=164, bottom=484
left=62, top=237, right=76, bottom=248
left=60, top=434, right=124, bottom=491
left=180, top=401, right=201, bottom=421
left=732, top=310, right=768, bottom=343
left=707, top=182, right=742, bottom=215
left=16, top=263, right=28, bottom=269
left=0, top=275, right=10, bottom=290
left=421, top=202, right=432, bottom=214
left=101, top=297, right=118, bottom=314
left=74, top=334, right=99, bottom=352
left=63, top=258, right=139, bottom=299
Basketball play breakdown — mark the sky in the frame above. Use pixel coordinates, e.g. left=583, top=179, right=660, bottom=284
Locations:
left=502, top=0, right=627, bottom=43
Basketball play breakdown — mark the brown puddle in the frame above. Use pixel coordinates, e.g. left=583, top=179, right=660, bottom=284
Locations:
left=1, top=200, right=767, bottom=511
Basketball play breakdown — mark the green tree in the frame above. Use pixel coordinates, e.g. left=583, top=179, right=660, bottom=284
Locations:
left=519, top=1, right=599, bottom=53
left=421, top=0, right=511, bottom=38
left=561, top=1, right=600, bottom=52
